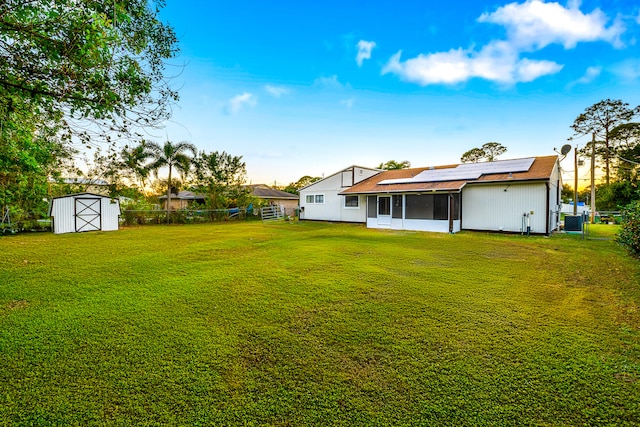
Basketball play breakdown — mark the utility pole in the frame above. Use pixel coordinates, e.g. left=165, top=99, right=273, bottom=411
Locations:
left=574, top=146, right=578, bottom=215
left=590, top=133, right=596, bottom=223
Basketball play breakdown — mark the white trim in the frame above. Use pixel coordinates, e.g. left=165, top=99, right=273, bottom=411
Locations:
left=343, top=195, right=360, bottom=209
left=305, top=193, right=325, bottom=204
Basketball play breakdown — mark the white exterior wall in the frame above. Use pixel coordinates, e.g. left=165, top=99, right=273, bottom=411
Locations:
left=50, top=194, right=120, bottom=234
left=367, top=218, right=460, bottom=233
left=99, top=197, right=121, bottom=231
left=461, top=183, right=548, bottom=233
left=50, top=196, right=76, bottom=234
left=299, top=167, right=379, bottom=222
left=548, top=162, right=562, bottom=232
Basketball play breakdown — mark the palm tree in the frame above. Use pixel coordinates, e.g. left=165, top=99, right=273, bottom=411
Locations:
left=147, top=140, right=197, bottom=222
left=121, top=143, right=156, bottom=194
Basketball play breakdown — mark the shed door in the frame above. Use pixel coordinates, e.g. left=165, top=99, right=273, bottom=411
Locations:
left=75, top=198, right=101, bottom=232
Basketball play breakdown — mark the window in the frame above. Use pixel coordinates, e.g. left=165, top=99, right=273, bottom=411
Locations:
left=392, top=195, right=403, bottom=219
left=406, top=194, right=433, bottom=219
left=305, top=194, right=324, bottom=204
left=405, top=194, right=450, bottom=220
left=344, top=195, right=359, bottom=208
left=378, top=196, right=391, bottom=216
left=434, top=195, right=448, bottom=220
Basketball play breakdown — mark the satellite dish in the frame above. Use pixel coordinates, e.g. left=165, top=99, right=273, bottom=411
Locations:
left=560, top=144, right=571, bottom=155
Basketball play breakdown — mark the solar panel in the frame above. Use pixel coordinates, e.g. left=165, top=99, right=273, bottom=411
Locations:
left=379, top=158, right=535, bottom=185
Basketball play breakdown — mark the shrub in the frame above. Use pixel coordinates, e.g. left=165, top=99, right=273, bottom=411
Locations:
left=617, top=200, right=640, bottom=256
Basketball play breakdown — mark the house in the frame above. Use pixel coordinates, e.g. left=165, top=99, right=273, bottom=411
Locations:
left=159, top=191, right=206, bottom=210
left=298, top=166, right=382, bottom=222
left=49, top=193, right=121, bottom=234
left=301, top=156, right=562, bottom=235
left=246, top=184, right=299, bottom=216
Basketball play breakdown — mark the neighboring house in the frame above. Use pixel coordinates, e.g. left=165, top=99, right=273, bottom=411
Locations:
left=305, top=156, right=561, bottom=235
left=49, top=193, right=121, bottom=234
left=246, top=184, right=300, bottom=216
left=298, top=166, right=382, bottom=222
left=159, top=191, right=206, bottom=210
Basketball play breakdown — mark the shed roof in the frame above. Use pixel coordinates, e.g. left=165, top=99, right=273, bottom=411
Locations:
left=340, top=156, right=558, bottom=195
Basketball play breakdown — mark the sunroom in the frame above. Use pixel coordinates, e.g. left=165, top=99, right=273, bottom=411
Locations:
left=364, top=192, right=461, bottom=233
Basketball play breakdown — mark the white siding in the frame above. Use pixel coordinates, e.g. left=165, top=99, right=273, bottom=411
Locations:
left=50, top=197, right=76, bottom=234
left=462, top=183, right=548, bottom=233
left=299, top=166, right=379, bottom=222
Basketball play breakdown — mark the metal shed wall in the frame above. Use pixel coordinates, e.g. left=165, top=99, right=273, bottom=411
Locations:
left=461, top=182, right=548, bottom=233
left=50, top=194, right=121, bottom=234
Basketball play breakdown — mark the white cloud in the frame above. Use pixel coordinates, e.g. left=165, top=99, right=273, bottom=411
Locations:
left=340, top=98, right=355, bottom=109
left=356, top=40, right=376, bottom=67
left=264, top=85, right=290, bottom=98
left=611, top=59, right=640, bottom=81
left=382, top=42, right=562, bottom=86
left=382, top=0, right=624, bottom=86
left=478, top=0, right=625, bottom=49
left=567, top=66, right=602, bottom=88
left=514, top=58, right=564, bottom=81
left=313, top=75, right=349, bottom=90
left=225, top=92, right=256, bottom=114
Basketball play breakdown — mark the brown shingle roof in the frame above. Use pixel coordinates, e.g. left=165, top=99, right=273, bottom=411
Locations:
left=340, top=156, right=558, bottom=194
left=247, top=185, right=299, bottom=199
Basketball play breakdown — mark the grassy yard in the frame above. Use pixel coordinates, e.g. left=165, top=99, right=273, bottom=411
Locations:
left=1, top=222, right=639, bottom=426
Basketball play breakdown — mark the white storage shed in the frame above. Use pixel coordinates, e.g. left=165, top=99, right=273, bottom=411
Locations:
left=49, top=193, right=121, bottom=234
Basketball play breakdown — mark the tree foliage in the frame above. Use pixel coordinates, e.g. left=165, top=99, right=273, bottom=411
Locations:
left=377, top=160, right=411, bottom=170
left=0, top=0, right=179, bottom=219
left=0, top=0, right=179, bottom=146
left=571, top=99, right=640, bottom=185
left=282, top=176, right=322, bottom=194
left=147, top=140, right=196, bottom=217
left=121, top=143, right=157, bottom=192
left=191, top=151, right=248, bottom=208
left=461, top=142, right=507, bottom=163
left=617, top=200, right=640, bottom=256
left=609, top=122, right=640, bottom=183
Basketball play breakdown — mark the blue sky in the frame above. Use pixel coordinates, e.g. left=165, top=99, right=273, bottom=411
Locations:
left=157, top=0, right=640, bottom=185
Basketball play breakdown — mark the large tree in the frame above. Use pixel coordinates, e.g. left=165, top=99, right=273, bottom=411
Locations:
left=0, top=0, right=179, bottom=145
left=121, top=143, right=157, bottom=193
left=0, top=0, right=178, bottom=216
left=282, top=176, right=322, bottom=194
left=609, top=122, right=640, bottom=183
left=571, top=99, right=640, bottom=185
left=461, top=142, right=506, bottom=163
left=147, top=140, right=197, bottom=220
left=378, top=160, right=411, bottom=170
left=191, top=151, right=248, bottom=208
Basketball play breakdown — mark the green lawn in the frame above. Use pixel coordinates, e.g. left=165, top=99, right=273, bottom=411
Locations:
left=1, top=222, right=639, bottom=426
